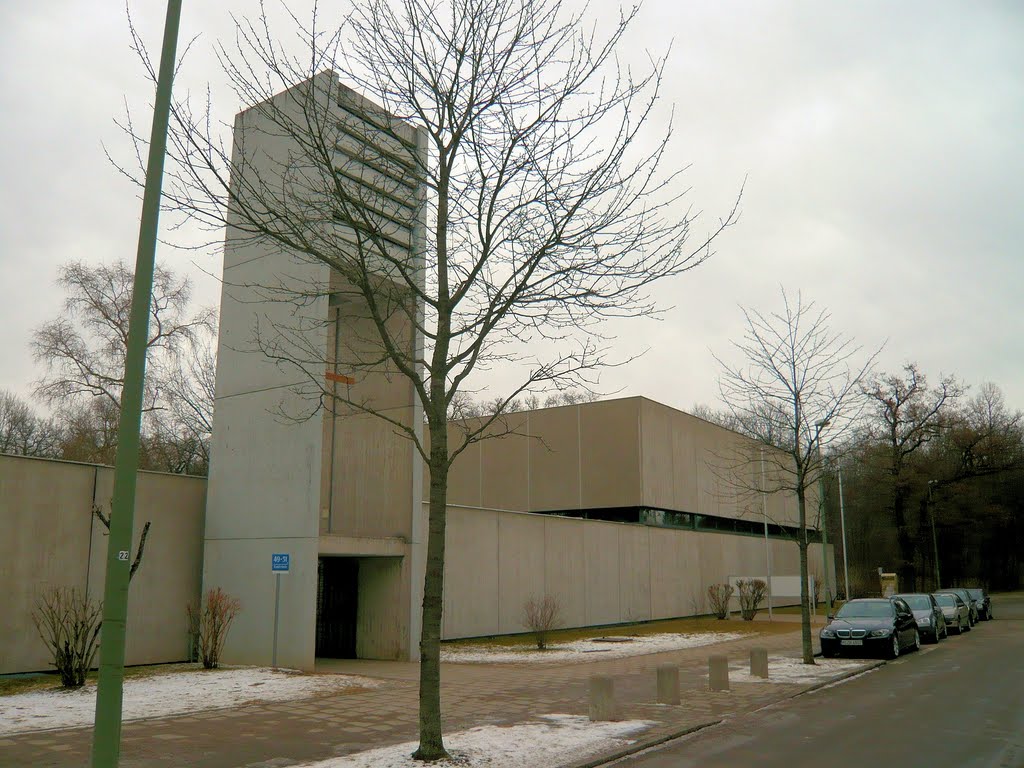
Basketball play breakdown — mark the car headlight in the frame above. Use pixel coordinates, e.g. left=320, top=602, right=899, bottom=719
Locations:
left=820, top=629, right=836, bottom=638
left=918, top=616, right=930, bottom=625
left=869, top=628, right=891, bottom=637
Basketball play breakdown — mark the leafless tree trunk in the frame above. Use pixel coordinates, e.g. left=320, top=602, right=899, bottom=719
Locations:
left=122, top=0, right=740, bottom=758
left=715, top=288, right=878, bottom=663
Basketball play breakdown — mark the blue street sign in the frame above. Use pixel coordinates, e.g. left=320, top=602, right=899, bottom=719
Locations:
left=271, top=553, right=290, bottom=572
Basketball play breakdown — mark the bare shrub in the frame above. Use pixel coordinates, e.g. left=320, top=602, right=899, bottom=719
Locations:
left=32, top=586, right=103, bottom=688
left=522, top=595, right=561, bottom=650
left=186, top=587, right=241, bottom=669
left=688, top=586, right=708, bottom=617
left=736, top=579, right=769, bottom=621
left=707, top=583, right=735, bottom=619
left=809, top=567, right=823, bottom=606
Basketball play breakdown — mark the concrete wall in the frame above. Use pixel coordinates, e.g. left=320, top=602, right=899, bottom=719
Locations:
left=442, top=504, right=833, bottom=639
left=0, top=455, right=204, bottom=674
left=442, top=397, right=812, bottom=529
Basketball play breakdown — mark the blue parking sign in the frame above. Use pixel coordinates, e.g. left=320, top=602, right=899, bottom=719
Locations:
left=272, top=553, right=290, bottom=572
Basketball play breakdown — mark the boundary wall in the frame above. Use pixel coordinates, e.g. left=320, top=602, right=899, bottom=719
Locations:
left=0, top=454, right=205, bottom=674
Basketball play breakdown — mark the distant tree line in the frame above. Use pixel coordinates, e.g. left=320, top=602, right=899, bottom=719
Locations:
left=2, top=260, right=215, bottom=476
left=696, top=364, right=1024, bottom=593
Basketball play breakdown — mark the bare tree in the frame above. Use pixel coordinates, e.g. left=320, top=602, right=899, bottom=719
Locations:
left=0, top=390, right=62, bottom=458
left=715, top=289, right=878, bottom=663
left=31, top=260, right=213, bottom=414
left=862, top=363, right=962, bottom=589
left=128, top=0, right=739, bottom=758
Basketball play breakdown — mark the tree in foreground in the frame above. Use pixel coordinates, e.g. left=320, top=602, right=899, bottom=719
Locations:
left=137, top=0, right=739, bottom=758
left=715, top=289, right=877, bottom=663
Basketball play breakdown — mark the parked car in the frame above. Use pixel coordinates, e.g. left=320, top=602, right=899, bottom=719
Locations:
left=945, top=588, right=979, bottom=625
left=820, top=598, right=920, bottom=659
left=932, top=592, right=971, bottom=634
left=892, top=592, right=946, bottom=643
left=964, top=587, right=993, bottom=620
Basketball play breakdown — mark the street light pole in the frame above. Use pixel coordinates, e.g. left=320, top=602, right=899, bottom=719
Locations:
left=91, top=2, right=182, bottom=766
left=816, top=420, right=831, bottom=613
left=928, top=480, right=941, bottom=589
left=761, top=447, right=772, bottom=621
left=838, top=465, right=850, bottom=601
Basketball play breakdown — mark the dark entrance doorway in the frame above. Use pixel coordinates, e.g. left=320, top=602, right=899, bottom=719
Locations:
left=316, top=557, right=359, bottom=658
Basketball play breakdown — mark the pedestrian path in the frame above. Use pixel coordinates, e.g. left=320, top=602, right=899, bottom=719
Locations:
left=1, top=624, right=841, bottom=768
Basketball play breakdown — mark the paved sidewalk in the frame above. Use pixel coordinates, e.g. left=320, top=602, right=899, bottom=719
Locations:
left=1, top=623, right=851, bottom=768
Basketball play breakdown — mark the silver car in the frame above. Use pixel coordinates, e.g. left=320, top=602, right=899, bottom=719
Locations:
left=893, top=592, right=946, bottom=643
left=932, top=592, right=971, bottom=634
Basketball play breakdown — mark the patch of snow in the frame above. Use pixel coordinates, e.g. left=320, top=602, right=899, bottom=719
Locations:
left=441, top=632, right=746, bottom=664
left=727, top=656, right=870, bottom=684
left=0, top=668, right=380, bottom=736
left=292, top=714, right=654, bottom=768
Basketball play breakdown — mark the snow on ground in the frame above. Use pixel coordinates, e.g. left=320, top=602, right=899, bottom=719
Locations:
left=292, top=714, right=654, bottom=768
left=0, top=668, right=381, bottom=736
left=441, top=632, right=748, bottom=664
left=727, top=655, right=871, bottom=684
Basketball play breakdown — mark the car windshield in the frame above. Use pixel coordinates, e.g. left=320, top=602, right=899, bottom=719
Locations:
left=934, top=594, right=956, bottom=607
left=898, top=595, right=932, bottom=610
left=966, top=589, right=984, bottom=599
left=835, top=601, right=893, bottom=619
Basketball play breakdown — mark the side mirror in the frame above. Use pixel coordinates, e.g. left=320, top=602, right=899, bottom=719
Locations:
left=826, top=613, right=834, bottom=622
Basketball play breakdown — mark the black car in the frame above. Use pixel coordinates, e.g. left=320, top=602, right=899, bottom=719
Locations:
left=964, top=587, right=992, bottom=620
left=892, top=592, right=946, bottom=643
left=820, top=598, right=921, bottom=659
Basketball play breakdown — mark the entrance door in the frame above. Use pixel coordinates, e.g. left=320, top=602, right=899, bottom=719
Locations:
left=316, top=557, right=359, bottom=658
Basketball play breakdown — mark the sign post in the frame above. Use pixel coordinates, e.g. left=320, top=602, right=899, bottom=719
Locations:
left=271, top=554, right=290, bottom=668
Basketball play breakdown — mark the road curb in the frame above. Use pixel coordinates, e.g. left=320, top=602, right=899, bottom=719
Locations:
left=566, top=719, right=722, bottom=768
left=578, top=657, right=887, bottom=767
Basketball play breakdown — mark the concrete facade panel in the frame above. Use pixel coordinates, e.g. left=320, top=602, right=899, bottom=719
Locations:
left=441, top=507, right=499, bottom=638
left=495, top=512, right=546, bottom=634
left=202, top=536, right=318, bottom=670
left=542, top=517, right=587, bottom=630
left=580, top=399, right=641, bottom=509
left=582, top=522, right=622, bottom=626
left=528, top=407, right=581, bottom=511
left=205, top=388, right=322, bottom=541
left=617, top=525, right=652, bottom=623
left=356, top=557, right=407, bottom=660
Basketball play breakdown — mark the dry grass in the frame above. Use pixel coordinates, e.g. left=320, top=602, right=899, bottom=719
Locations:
left=0, top=662, right=204, bottom=697
left=442, top=613, right=801, bottom=650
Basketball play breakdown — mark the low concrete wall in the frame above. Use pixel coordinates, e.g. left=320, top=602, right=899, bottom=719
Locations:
left=0, top=455, right=205, bottom=674
left=442, top=505, right=833, bottom=639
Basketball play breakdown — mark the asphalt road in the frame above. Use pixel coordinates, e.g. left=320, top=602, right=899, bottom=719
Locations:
left=614, top=593, right=1024, bottom=768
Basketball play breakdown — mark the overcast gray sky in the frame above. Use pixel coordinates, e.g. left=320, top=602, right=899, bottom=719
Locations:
left=1, top=1, right=1021, bottom=416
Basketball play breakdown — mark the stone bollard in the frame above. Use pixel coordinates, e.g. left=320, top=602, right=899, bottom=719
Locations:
left=656, top=663, right=680, bottom=705
left=750, top=647, right=769, bottom=679
left=708, top=654, right=730, bottom=691
left=589, top=675, right=619, bottom=721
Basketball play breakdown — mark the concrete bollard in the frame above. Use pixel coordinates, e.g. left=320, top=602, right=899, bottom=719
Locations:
left=709, top=654, right=730, bottom=691
left=589, top=675, right=619, bottom=721
left=656, top=663, right=680, bottom=705
left=750, top=647, right=769, bottom=679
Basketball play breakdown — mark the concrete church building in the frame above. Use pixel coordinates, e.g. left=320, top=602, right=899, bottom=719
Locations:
left=203, top=73, right=835, bottom=672
left=0, top=75, right=832, bottom=677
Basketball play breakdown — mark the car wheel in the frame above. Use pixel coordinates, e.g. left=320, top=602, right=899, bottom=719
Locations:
left=889, top=633, right=900, bottom=659
left=913, top=630, right=921, bottom=651
left=954, top=619, right=963, bottom=635
left=964, top=617, right=972, bottom=632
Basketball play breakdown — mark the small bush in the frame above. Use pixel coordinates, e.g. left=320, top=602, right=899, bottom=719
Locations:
left=186, top=587, right=241, bottom=669
left=32, top=586, right=103, bottom=688
left=736, top=579, right=768, bottom=621
left=707, top=583, right=735, bottom=619
left=522, top=595, right=561, bottom=650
